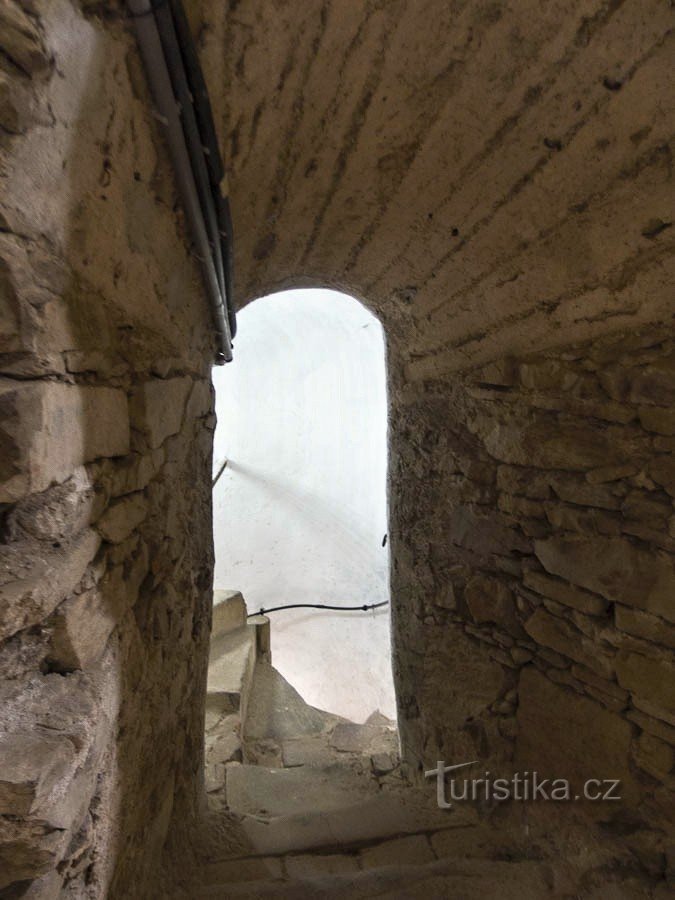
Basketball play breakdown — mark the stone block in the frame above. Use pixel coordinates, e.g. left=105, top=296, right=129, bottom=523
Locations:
left=465, top=575, right=524, bottom=636
left=547, top=473, right=623, bottom=510
left=496, top=465, right=550, bottom=499
left=615, top=605, right=675, bottom=651
left=0, top=529, right=100, bottom=641
left=498, top=493, right=545, bottom=519
left=626, top=709, right=675, bottom=747
left=586, top=463, right=639, bottom=484
left=638, top=406, right=675, bottom=435
left=0, top=380, right=129, bottom=502
left=621, top=489, right=672, bottom=524
left=649, top=456, right=675, bottom=497
left=96, top=493, right=148, bottom=544
left=615, top=651, right=675, bottom=717
left=185, top=378, right=212, bottom=421
left=629, top=359, right=675, bottom=406
left=534, top=535, right=675, bottom=623
left=523, top=569, right=608, bottom=616
left=518, top=359, right=580, bottom=392
left=0, top=829, right=64, bottom=890
left=129, top=376, right=191, bottom=449
left=8, top=467, right=97, bottom=542
left=545, top=504, right=620, bottom=536
left=633, top=733, right=674, bottom=782
left=285, top=853, right=359, bottom=878
left=516, top=668, right=638, bottom=811
left=524, top=609, right=613, bottom=678
left=0, top=732, right=75, bottom=817
left=0, top=0, right=50, bottom=75
left=360, top=834, right=434, bottom=869
left=471, top=408, right=647, bottom=471
left=371, top=751, right=398, bottom=775
left=48, top=538, right=147, bottom=670
left=445, top=507, right=530, bottom=558
left=48, top=589, right=115, bottom=672
left=212, top=590, right=246, bottom=637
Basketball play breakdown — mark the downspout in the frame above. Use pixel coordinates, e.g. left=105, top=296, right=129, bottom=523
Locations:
left=127, top=0, right=233, bottom=363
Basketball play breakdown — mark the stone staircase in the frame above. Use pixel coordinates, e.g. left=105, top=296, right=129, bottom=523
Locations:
left=174, top=592, right=666, bottom=899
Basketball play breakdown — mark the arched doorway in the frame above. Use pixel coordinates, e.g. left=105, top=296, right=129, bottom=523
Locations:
left=211, top=288, right=395, bottom=722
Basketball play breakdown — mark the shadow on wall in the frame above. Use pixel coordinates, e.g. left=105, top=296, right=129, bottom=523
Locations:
left=212, top=289, right=395, bottom=722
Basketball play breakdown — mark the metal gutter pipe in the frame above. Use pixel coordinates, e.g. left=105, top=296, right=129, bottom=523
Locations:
left=127, top=0, right=233, bottom=363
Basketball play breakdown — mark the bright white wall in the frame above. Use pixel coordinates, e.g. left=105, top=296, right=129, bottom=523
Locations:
left=212, top=289, right=395, bottom=722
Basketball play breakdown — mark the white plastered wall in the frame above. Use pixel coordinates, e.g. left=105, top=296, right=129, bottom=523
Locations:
left=212, top=289, right=395, bottom=722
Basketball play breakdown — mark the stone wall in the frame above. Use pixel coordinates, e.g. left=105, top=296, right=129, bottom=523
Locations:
left=0, top=0, right=673, bottom=895
left=1, top=1, right=216, bottom=896
left=390, top=323, right=674, bottom=828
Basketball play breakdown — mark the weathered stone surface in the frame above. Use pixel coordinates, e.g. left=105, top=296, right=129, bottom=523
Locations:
left=615, top=606, right=675, bottom=651
left=615, top=651, right=675, bottom=717
left=1, top=0, right=673, bottom=891
left=0, top=0, right=50, bottom=75
left=633, top=733, right=674, bottom=782
left=496, top=465, right=550, bottom=499
left=547, top=474, right=623, bottom=510
left=534, top=536, right=675, bottom=623
left=130, top=377, right=192, bottom=449
left=524, top=609, right=613, bottom=678
left=7, top=468, right=97, bottom=542
left=638, top=406, right=675, bottom=435
left=360, top=834, right=435, bottom=869
left=523, top=569, right=608, bottom=616
left=445, top=507, right=530, bottom=558
left=586, top=464, right=639, bottom=484
left=0, top=529, right=100, bottom=641
left=516, top=668, right=637, bottom=808
left=0, top=381, right=130, bottom=502
left=0, top=732, right=74, bottom=817
left=471, top=412, right=633, bottom=471
left=96, top=493, right=148, bottom=544
left=285, top=853, right=359, bottom=878
left=545, top=504, right=620, bottom=536
left=465, top=576, right=524, bottom=636
left=370, top=751, right=398, bottom=775
left=649, top=456, right=675, bottom=498
left=629, top=360, right=675, bottom=407
left=626, top=709, right=675, bottom=747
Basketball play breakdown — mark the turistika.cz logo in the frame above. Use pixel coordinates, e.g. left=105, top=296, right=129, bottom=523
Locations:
left=425, top=761, right=622, bottom=807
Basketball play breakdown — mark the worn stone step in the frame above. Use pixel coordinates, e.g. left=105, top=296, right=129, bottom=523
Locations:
left=207, top=624, right=257, bottom=722
left=225, top=762, right=380, bottom=819
left=244, top=663, right=344, bottom=745
left=231, top=789, right=477, bottom=858
left=212, top=590, right=247, bottom=638
left=193, top=856, right=553, bottom=898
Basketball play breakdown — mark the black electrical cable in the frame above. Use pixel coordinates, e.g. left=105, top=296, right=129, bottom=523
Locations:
left=247, top=601, right=389, bottom=617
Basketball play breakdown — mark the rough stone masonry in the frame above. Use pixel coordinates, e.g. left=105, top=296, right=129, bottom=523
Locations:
left=1, top=0, right=673, bottom=896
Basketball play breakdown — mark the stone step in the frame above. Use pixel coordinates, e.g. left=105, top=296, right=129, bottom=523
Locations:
left=193, top=855, right=553, bottom=898
left=212, top=590, right=247, bottom=638
left=207, top=624, right=257, bottom=720
left=225, top=762, right=380, bottom=819
left=205, top=619, right=259, bottom=795
left=243, top=663, right=344, bottom=745
left=229, top=788, right=477, bottom=858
